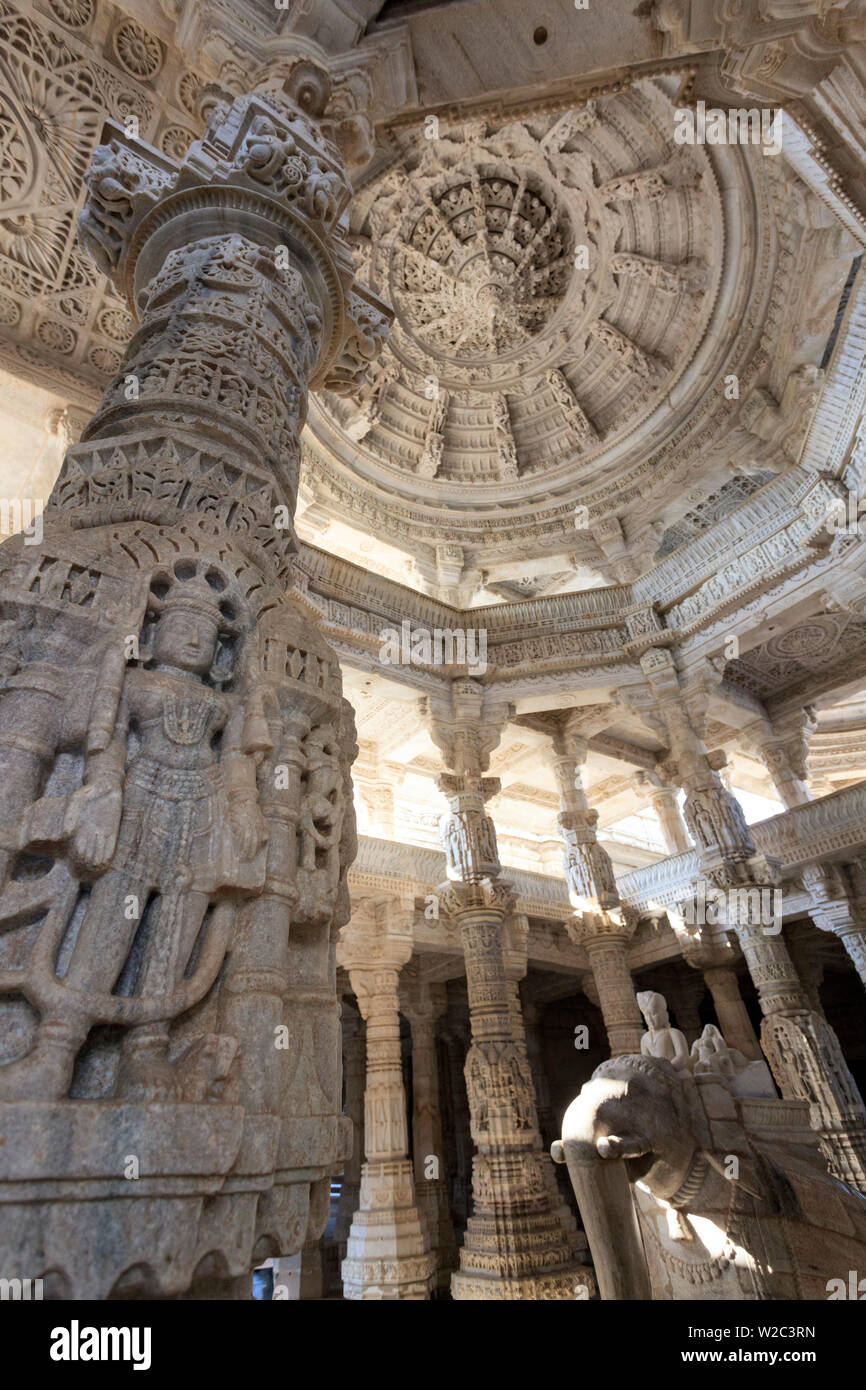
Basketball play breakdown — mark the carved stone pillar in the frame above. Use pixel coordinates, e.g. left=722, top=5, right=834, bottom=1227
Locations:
left=338, top=909, right=435, bottom=1300
left=333, top=1007, right=365, bottom=1254
left=659, top=971, right=705, bottom=1046
left=427, top=680, right=592, bottom=1300
left=637, top=767, right=692, bottom=854
left=639, top=649, right=866, bottom=1193
left=440, top=1013, right=472, bottom=1227
left=523, top=999, right=556, bottom=1147
left=550, top=716, right=644, bottom=1055
left=572, top=925, right=645, bottom=1056
left=0, top=83, right=388, bottom=1298
left=745, top=709, right=816, bottom=809
left=735, top=917, right=866, bottom=1192
left=401, top=977, right=459, bottom=1294
left=502, top=915, right=582, bottom=1247
left=678, top=933, right=762, bottom=1061
left=359, top=783, right=396, bottom=839
left=804, top=862, right=866, bottom=990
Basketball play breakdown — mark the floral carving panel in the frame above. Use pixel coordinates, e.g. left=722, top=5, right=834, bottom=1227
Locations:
left=0, top=0, right=205, bottom=399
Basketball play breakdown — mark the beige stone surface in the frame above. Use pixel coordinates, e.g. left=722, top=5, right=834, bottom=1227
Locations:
left=1, top=0, right=866, bottom=1304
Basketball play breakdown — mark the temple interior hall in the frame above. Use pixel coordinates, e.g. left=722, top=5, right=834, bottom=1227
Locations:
left=2, top=0, right=866, bottom=1308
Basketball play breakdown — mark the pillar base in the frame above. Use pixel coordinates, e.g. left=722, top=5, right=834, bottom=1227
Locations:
left=417, top=1181, right=459, bottom=1293
left=451, top=1185, right=594, bottom=1301
left=341, top=1159, right=435, bottom=1299
left=0, top=1100, right=316, bottom=1299
left=451, top=1266, right=595, bottom=1300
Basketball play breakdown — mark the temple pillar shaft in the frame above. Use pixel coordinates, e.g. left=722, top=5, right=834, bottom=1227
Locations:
left=402, top=980, right=458, bottom=1293
left=338, top=911, right=435, bottom=1300
left=333, top=1009, right=364, bottom=1250
left=549, top=716, right=643, bottom=1056
left=803, top=862, right=866, bottom=992
left=428, top=680, right=592, bottom=1299
left=745, top=710, right=816, bottom=810
left=650, top=784, right=693, bottom=854
left=702, top=964, right=762, bottom=1061
left=440, top=1021, right=472, bottom=1226
left=581, top=936, right=645, bottom=1056
left=735, top=918, right=866, bottom=1191
left=523, top=1001, right=556, bottom=1146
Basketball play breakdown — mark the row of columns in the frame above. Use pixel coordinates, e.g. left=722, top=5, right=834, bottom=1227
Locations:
left=429, top=683, right=592, bottom=1300
left=338, top=906, right=436, bottom=1300
left=328, top=667, right=866, bottom=1298
left=333, top=911, right=582, bottom=1299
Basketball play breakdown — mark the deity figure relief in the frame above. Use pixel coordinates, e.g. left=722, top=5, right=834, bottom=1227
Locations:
left=0, top=562, right=270, bottom=1103
left=560, top=822, right=617, bottom=907
left=474, top=812, right=498, bottom=871
left=684, top=783, right=750, bottom=855
left=296, top=722, right=346, bottom=924
left=440, top=809, right=468, bottom=880
left=77, top=142, right=169, bottom=276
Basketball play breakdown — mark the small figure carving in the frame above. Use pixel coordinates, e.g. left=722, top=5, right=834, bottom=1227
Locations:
left=637, top=990, right=690, bottom=1070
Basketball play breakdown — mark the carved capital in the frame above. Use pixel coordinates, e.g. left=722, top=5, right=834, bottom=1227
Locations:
left=78, top=92, right=391, bottom=395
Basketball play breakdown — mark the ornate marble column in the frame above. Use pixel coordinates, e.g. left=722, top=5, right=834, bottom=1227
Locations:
left=550, top=716, right=644, bottom=1056
left=803, top=862, right=866, bottom=989
left=440, top=1009, right=472, bottom=1227
left=640, top=648, right=866, bottom=1194
left=428, top=680, right=592, bottom=1300
left=332, top=1006, right=365, bottom=1260
left=401, top=976, right=459, bottom=1294
left=523, top=999, right=556, bottom=1148
left=659, top=970, right=706, bottom=1046
left=678, top=932, right=762, bottom=1061
left=636, top=767, right=692, bottom=854
left=502, top=915, right=582, bottom=1247
left=0, top=82, right=388, bottom=1298
left=745, top=709, right=816, bottom=809
left=338, top=907, right=435, bottom=1300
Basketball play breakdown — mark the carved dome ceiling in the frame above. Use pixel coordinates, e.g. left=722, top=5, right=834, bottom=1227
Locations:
left=301, top=78, right=810, bottom=588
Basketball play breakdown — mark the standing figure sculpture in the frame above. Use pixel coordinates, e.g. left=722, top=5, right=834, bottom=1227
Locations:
left=0, top=563, right=269, bottom=1104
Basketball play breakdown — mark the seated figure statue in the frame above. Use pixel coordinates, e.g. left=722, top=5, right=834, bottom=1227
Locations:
left=636, top=989, right=690, bottom=1071
left=691, top=1022, right=776, bottom=1098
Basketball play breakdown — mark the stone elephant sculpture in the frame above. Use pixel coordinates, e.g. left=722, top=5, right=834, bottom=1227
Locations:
left=552, top=1050, right=866, bottom=1300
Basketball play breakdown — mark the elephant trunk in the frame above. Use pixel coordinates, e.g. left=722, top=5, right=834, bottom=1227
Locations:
left=552, top=1096, right=653, bottom=1301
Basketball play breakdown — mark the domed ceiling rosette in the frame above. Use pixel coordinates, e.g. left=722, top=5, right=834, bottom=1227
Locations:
left=303, top=81, right=776, bottom=582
